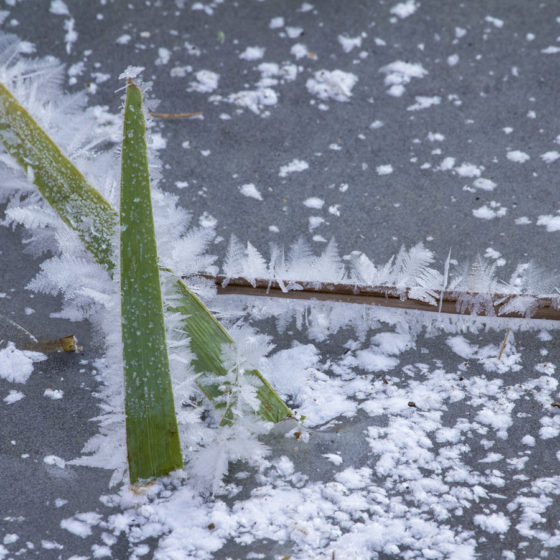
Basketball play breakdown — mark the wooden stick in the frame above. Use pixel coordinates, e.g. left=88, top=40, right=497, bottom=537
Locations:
left=149, top=111, right=202, bottom=119
left=20, top=335, right=78, bottom=353
left=185, top=274, right=560, bottom=321
left=498, top=329, right=511, bottom=359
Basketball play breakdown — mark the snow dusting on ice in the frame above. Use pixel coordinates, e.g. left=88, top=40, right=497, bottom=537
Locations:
left=390, top=0, right=420, bottom=19
left=239, top=183, right=262, bottom=201
left=379, top=61, right=427, bottom=97
left=3, top=389, right=24, bottom=404
left=0, top=343, right=45, bottom=384
left=306, top=70, right=357, bottom=102
left=239, top=46, right=265, bottom=61
left=376, top=164, right=394, bottom=175
left=537, top=214, right=560, bottom=232
left=506, top=150, right=530, bottom=163
left=189, top=70, right=219, bottom=93
left=473, top=202, right=507, bottom=220
left=279, top=158, right=309, bottom=177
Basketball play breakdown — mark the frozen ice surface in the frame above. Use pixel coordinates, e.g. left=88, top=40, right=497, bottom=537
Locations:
left=2, top=1, right=560, bottom=559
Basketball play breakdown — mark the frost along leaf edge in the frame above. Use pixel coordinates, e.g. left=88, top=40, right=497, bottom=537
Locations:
left=0, top=81, right=118, bottom=272
left=0, top=75, right=292, bottom=431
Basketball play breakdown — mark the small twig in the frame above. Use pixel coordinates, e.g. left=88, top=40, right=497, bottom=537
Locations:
left=185, top=274, right=560, bottom=321
left=149, top=111, right=203, bottom=119
left=498, top=329, right=511, bottom=360
left=21, top=335, right=78, bottom=353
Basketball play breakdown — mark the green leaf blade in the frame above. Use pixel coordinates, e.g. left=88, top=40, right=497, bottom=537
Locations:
left=0, top=76, right=291, bottom=434
left=168, top=276, right=292, bottom=424
left=121, top=81, right=182, bottom=483
left=0, top=82, right=118, bottom=271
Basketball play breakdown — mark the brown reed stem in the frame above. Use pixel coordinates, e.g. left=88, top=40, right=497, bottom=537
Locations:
left=186, top=274, right=560, bottom=321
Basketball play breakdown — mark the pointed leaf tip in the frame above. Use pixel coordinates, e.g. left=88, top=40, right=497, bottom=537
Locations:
left=120, top=80, right=183, bottom=483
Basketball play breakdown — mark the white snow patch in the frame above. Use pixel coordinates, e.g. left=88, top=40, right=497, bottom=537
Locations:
left=390, top=1, right=419, bottom=18
left=44, top=455, right=66, bottom=468
left=189, top=70, right=219, bottom=93
left=542, top=46, right=560, bottom=54
left=290, top=43, right=310, bottom=59
left=199, top=211, right=217, bottom=228
left=476, top=407, right=512, bottom=437
left=479, top=452, right=504, bottom=463
left=455, top=162, right=482, bottom=177
left=376, top=164, right=394, bottom=175
left=446, top=335, right=477, bottom=359
left=407, top=95, right=441, bottom=111
left=328, top=204, right=340, bottom=216
left=306, top=70, right=358, bottom=102
left=323, top=453, right=343, bottom=465
left=308, top=216, right=325, bottom=230
left=239, top=46, right=265, bottom=61
left=225, top=88, right=278, bottom=114
left=286, top=27, right=304, bottom=39
left=0, top=343, right=46, bottom=384
left=239, top=183, right=262, bottom=201
left=338, top=35, right=362, bottom=53
left=439, top=156, right=456, bottom=171
left=118, top=65, right=144, bottom=80
left=279, top=159, right=309, bottom=177
left=258, top=61, right=298, bottom=83
left=447, top=54, right=460, bottom=66
left=380, top=61, right=427, bottom=97
left=355, top=350, right=399, bottom=372
left=473, top=178, right=496, bottom=191
left=371, top=332, right=412, bottom=355
left=537, top=214, right=560, bottom=232
left=473, top=513, right=510, bottom=533
left=506, top=150, right=530, bottom=163
left=427, top=132, right=445, bottom=142
left=49, top=0, right=69, bottom=15
left=42, top=540, right=63, bottom=551
left=3, top=390, right=24, bottom=404
left=485, top=16, right=504, bottom=28
left=60, top=513, right=101, bottom=539
left=269, top=16, right=284, bottom=29
left=44, top=388, right=64, bottom=400
left=473, top=202, right=507, bottom=220
left=155, top=47, right=171, bottom=66
left=541, top=151, right=560, bottom=163
left=303, top=197, right=324, bottom=209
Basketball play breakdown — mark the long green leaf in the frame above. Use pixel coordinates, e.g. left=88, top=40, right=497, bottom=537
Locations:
left=167, top=274, right=292, bottom=424
left=0, top=82, right=118, bottom=272
left=121, top=80, right=182, bottom=482
left=0, top=78, right=291, bottom=426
